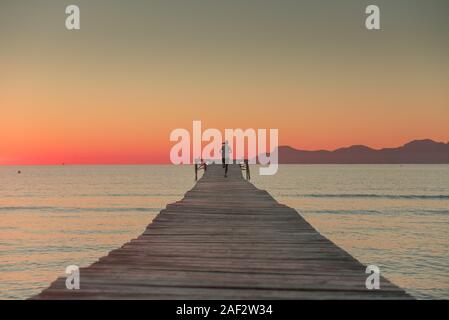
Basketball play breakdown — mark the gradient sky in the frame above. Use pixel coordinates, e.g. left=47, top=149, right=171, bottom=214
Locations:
left=1, top=0, right=448, bottom=164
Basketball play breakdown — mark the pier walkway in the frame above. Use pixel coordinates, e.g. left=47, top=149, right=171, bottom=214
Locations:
left=34, top=164, right=411, bottom=299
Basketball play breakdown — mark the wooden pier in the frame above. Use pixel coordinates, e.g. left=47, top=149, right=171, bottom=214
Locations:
left=34, top=164, right=411, bottom=299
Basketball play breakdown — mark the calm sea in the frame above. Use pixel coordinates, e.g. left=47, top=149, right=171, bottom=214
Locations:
left=0, top=165, right=448, bottom=299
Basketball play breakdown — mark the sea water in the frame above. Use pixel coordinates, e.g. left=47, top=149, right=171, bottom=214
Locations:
left=0, top=165, right=448, bottom=299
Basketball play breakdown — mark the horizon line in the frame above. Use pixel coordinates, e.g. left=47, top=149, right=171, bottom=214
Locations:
left=1, top=138, right=448, bottom=166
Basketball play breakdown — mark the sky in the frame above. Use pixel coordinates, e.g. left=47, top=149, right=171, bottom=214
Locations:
left=1, top=0, right=448, bottom=164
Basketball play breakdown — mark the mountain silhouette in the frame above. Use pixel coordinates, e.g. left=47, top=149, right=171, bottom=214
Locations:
left=260, top=139, right=449, bottom=164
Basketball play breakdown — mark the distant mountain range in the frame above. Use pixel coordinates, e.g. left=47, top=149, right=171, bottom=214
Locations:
left=260, top=139, right=449, bottom=164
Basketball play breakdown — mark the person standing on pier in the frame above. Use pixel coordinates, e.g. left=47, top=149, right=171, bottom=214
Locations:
left=221, top=141, right=232, bottom=178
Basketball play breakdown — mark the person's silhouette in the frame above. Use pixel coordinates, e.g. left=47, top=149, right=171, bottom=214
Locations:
left=221, top=141, right=232, bottom=177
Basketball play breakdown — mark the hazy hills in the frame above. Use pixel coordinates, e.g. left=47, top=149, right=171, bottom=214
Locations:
left=264, top=139, right=449, bottom=164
